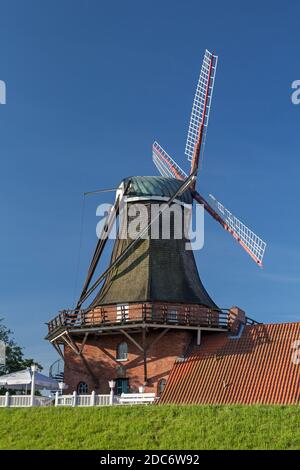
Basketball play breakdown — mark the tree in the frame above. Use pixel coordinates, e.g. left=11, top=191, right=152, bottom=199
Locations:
left=0, top=318, right=42, bottom=375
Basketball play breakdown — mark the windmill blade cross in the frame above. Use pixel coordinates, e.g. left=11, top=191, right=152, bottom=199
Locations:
left=192, top=191, right=266, bottom=267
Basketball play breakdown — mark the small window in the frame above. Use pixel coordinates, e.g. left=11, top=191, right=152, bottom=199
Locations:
left=157, top=379, right=167, bottom=396
left=117, top=341, right=128, bottom=361
left=77, top=382, right=88, bottom=394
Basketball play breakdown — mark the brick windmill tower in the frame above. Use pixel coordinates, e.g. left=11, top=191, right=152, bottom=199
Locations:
left=46, top=50, right=266, bottom=397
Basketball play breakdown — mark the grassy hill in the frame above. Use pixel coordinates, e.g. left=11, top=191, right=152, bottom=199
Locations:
left=0, top=405, right=300, bottom=450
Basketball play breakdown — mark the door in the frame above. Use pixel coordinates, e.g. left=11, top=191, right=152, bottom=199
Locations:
left=115, top=378, right=129, bottom=395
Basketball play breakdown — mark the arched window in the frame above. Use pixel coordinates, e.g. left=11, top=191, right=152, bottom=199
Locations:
left=77, top=382, right=88, bottom=394
left=117, top=341, right=128, bottom=361
left=157, top=379, right=167, bottom=396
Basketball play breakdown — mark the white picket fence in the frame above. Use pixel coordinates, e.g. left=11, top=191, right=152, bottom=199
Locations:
left=0, top=391, right=156, bottom=407
left=54, top=392, right=155, bottom=407
left=55, top=391, right=111, bottom=407
left=0, top=393, right=52, bottom=407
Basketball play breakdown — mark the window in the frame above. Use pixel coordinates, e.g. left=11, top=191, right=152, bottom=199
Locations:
left=115, top=378, right=129, bottom=395
left=157, top=379, right=167, bottom=396
left=167, top=309, right=178, bottom=323
left=117, top=341, right=128, bottom=361
left=117, top=304, right=129, bottom=322
left=77, top=382, right=88, bottom=394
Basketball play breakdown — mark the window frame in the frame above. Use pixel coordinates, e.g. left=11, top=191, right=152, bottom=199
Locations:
left=116, top=341, right=128, bottom=362
left=77, top=381, right=88, bottom=395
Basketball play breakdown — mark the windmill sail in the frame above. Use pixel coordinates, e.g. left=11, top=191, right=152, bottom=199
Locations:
left=185, top=50, right=218, bottom=173
left=208, top=194, right=266, bottom=266
left=152, top=141, right=187, bottom=180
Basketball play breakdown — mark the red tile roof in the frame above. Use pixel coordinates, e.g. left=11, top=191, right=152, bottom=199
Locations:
left=160, top=322, right=300, bottom=404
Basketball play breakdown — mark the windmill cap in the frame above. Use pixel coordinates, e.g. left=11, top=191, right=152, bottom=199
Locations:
left=120, top=176, right=193, bottom=206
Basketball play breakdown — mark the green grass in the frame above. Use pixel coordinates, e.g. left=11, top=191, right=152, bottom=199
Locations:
left=0, top=405, right=300, bottom=450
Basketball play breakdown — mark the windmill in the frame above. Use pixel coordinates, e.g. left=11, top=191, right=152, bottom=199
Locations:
left=152, top=50, right=266, bottom=267
left=77, top=50, right=266, bottom=309
left=46, top=49, right=265, bottom=392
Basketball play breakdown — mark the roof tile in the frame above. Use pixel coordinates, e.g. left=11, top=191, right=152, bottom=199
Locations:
left=161, top=322, right=300, bottom=404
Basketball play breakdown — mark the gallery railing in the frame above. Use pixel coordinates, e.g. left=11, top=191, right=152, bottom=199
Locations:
left=47, top=303, right=234, bottom=335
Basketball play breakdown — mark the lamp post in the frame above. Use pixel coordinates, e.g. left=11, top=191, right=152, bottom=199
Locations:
left=30, top=364, right=37, bottom=407
left=108, top=379, right=115, bottom=405
left=58, top=382, right=67, bottom=395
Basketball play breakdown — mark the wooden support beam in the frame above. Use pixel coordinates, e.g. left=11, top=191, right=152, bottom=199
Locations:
left=49, top=330, right=68, bottom=342
left=120, top=329, right=144, bottom=352
left=80, top=354, right=99, bottom=388
left=79, top=332, right=89, bottom=354
left=120, top=328, right=148, bottom=383
left=57, top=334, right=98, bottom=387
left=145, top=328, right=169, bottom=351
left=52, top=341, right=65, bottom=361
left=142, top=328, right=147, bottom=384
left=64, top=332, right=80, bottom=355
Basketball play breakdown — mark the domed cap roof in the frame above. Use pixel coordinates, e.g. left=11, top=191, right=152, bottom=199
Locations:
left=121, top=176, right=193, bottom=205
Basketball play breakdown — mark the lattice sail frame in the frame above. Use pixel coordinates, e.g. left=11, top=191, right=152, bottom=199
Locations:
left=185, top=50, right=218, bottom=163
left=152, top=141, right=187, bottom=180
left=208, top=194, right=267, bottom=266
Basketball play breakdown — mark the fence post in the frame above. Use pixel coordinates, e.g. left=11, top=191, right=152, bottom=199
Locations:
left=54, top=391, right=59, bottom=407
left=109, top=388, right=114, bottom=406
left=5, top=391, right=9, bottom=407
left=91, top=391, right=96, bottom=407
left=72, top=391, right=77, bottom=407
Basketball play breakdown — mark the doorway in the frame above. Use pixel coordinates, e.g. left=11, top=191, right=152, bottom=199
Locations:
left=115, top=378, right=129, bottom=395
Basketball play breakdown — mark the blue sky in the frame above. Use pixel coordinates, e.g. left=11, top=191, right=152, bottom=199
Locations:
left=0, top=0, right=300, bottom=371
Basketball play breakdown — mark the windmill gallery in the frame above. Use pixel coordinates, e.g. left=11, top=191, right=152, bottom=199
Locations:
left=46, top=50, right=300, bottom=405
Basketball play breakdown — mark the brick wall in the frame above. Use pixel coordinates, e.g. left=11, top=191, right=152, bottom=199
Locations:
left=64, top=330, right=193, bottom=395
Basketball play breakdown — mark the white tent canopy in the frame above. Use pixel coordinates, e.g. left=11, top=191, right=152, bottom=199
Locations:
left=0, top=369, right=59, bottom=390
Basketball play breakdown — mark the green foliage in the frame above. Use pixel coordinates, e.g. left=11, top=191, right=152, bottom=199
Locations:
left=0, top=319, right=42, bottom=394
left=0, top=405, right=300, bottom=450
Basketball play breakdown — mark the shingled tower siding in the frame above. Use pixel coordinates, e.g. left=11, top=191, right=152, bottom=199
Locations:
left=92, top=200, right=216, bottom=308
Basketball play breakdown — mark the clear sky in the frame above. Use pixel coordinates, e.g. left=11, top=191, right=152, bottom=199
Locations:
left=0, top=0, right=300, bottom=372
